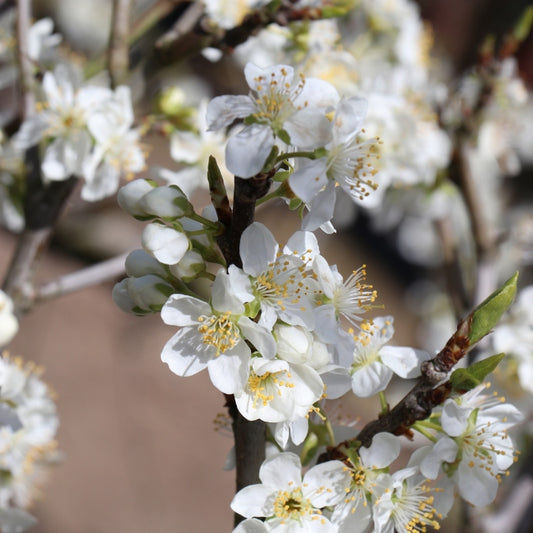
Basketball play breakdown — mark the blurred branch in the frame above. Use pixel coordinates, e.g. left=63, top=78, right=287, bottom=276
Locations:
left=2, top=147, right=78, bottom=314
left=108, top=0, right=133, bottom=88
left=153, top=3, right=330, bottom=64
left=435, top=215, right=469, bottom=320
left=15, top=0, right=34, bottom=119
left=36, top=252, right=129, bottom=302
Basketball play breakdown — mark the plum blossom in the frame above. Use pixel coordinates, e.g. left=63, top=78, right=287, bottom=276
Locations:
left=0, top=354, right=60, bottom=531
left=14, top=64, right=110, bottom=181
left=206, top=63, right=338, bottom=177
left=372, top=467, right=447, bottom=533
left=332, top=432, right=401, bottom=533
left=323, top=316, right=432, bottom=398
left=160, top=269, right=275, bottom=394
left=417, top=385, right=523, bottom=507
left=82, top=86, right=145, bottom=201
left=289, top=97, right=381, bottom=230
left=231, top=452, right=350, bottom=532
left=235, top=355, right=324, bottom=423
left=231, top=222, right=319, bottom=330
left=312, top=256, right=377, bottom=344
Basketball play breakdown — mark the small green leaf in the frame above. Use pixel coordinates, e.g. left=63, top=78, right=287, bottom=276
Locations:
left=450, top=353, right=505, bottom=392
left=514, top=6, right=533, bottom=42
left=469, top=272, right=518, bottom=343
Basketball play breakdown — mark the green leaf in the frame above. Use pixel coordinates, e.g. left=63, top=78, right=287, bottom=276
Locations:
left=514, top=6, right=533, bottom=42
left=468, top=272, right=518, bottom=343
left=450, top=353, right=505, bottom=392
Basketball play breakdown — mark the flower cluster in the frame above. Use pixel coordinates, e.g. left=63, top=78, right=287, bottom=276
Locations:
left=14, top=64, right=145, bottom=201
left=206, top=63, right=381, bottom=230
left=0, top=353, right=60, bottom=533
left=230, top=381, right=523, bottom=532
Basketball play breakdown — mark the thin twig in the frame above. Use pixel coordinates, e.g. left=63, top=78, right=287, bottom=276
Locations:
left=108, top=0, right=133, bottom=88
left=35, top=252, right=129, bottom=302
left=15, top=0, right=34, bottom=119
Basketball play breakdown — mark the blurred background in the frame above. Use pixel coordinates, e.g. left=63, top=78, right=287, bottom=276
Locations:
left=1, top=0, right=533, bottom=531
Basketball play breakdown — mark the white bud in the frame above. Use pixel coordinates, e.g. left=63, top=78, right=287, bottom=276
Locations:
left=168, top=250, right=205, bottom=281
left=125, top=249, right=167, bottom=278
left=139, top=186, right=190, bottom=218
left=128, top=275, right=174, bottom=311
left=117, top=179, right=154, bottom=216
left=275, top=324, right=312, bottom=365
left=112, top=279, right=146, bottom=315
left=141, top=223, right=189, bottom=265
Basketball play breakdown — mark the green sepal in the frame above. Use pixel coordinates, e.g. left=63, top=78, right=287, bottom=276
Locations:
left=344, top=443, right=362, bottom=468
left=288, top=197, right=302, bottom=210
left=244, top=298, right=261, bottom=320
left=272, top=170, right=291, bottom=183
left=450, top=353, right=505, bottom=392
left=277, top=129, right=291, bottom=146
left=468, top=272, right=518, bottom=344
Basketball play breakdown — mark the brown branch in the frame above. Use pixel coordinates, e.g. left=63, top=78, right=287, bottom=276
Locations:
left=320, top=314, right=472, bottom=457
left=108, top=0, right=133, bottom=88
left=154, top=3, right=329, bottom=63
left=2, top=147, right=78, bottom=314
left=214, top=171, right=273, bottom=526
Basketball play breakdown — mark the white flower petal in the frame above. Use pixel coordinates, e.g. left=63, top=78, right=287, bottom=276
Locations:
left=360, top=433, right=401, bottom=469
left=289, top=159, right=328, bottom=203
left=161, top=294, right=211, bottom=326
left=161, top=327, right=210, bottom=376
left=240, top=222, right=279, bottom=277
left=206, top=95, right=255, bottom=130
left=226, top=124, right=274, bottom=178
left=231, top=484, right=275, bottom=518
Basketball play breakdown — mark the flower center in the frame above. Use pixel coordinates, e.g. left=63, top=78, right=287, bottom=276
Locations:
left=197, top=312, right=240, bottom=356
left=251, top=69, right=306, bottom=131
left=391, top=481, right=442, bottom=533
left=247, top=369, right=294, bottom=408
left=273, top=486, right=316, bottom=523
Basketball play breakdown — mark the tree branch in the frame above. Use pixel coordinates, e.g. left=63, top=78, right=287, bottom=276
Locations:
left=15, top=0, right=34, bottom=119
left=108, top=0, right=133, bottom=88
left=214, top=172, right=273, bottom=526
left=35, top=252, right=129, bottom=303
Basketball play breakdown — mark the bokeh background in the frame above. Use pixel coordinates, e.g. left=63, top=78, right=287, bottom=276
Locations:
left=1, top=1, right=533, bottom=531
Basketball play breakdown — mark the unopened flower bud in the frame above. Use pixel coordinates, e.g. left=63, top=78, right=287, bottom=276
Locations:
left=142, top=223, right=189, bottom=265
left=139, top=186, right=191, bottom=218
left=168, top=250, right=205, bottom=281
left=128, top=275, right=174, bottom=312
left=125, top=249, right=167, bottom=278
left=112, top=279, right=148, bottom=315
left=117, top=179, right=154, bottom=217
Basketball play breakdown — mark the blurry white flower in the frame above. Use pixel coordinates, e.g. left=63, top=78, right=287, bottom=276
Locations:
left=0, top=291, right=18, bottom=346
